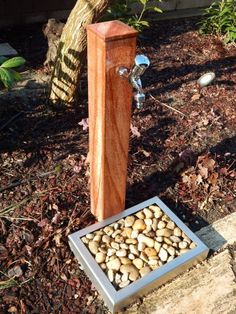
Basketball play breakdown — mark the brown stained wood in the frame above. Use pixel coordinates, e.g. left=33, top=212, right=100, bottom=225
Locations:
left=87, top=21, right=137, bottom=221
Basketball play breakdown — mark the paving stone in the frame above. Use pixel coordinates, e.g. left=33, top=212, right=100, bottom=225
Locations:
left=0, top=43, right=18, bottom=56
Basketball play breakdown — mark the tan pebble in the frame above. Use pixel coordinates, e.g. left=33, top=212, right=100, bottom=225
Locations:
left=161, top=215, right=170, bottom=222
left=86, top=233, right=94, bottom=240
left=164, top=237, right=173, bottom=245
left=95, top=252, right=106, bottom=264
left=166, top=221, right=175, bottom=230
left=139, top=266, right=151, bottom=277
left=149, top=205, right=161, bottom=213
left=162, top=244, right=168, bottom=249
left=179, top=241, right=188, bottom=249
left=88, top=241, right=99, bottom=255
left=182, top=231, right=187, bottom=238
left=135, top=211, right=145, bottom=219
left=112, top=229, right=121, bottom=238
left=138, top=242, right=146, bottom=251
left=121, top=272, right=129, bottom=282
left=190, top=242, right=196, bottom=249
left=107, top=269, right=114, bottom=282
left=113, top=223, right=119, bottom=230
left=129, top=244, right=139, bottom=256
left=154, top=241, right=161, bottom=253
left=120, top=265, right=139, bottom=281
left=167, top=246, right=176, bottom=256
left=115, top=273, right=121, bottom=284
left=131, top=229, right=139, bottom=239
left=180, top=248, right=189, bottom=254
left=120, top=243, right=129, bottom=249
left=122, top=227, right=132, bottom=238
left=95, top=230, right=103, bottom=236
left=104, top=226, right=113, bottom=236
left=156, top=228, right=172, bottom=237
left=115, top=235, right=124, bottom=243
left=120, top=257, right=132, bottom=265
left=106, top=258, right=121, bottom=271
left=167, top=255, right=175, bottom=262
left=137, top=234, right=154, bottom=247
left=154, top=210, right=163, bottom=219
left=152, top=218, right=158, bottom=231
left=148, top=256, right=159, bottom=260
left=144, top=247, right=157, bottom=257
left=111, top=241, right=120, bottom=250
left=170, top=235, right=181, bottom=243
left=109, top=255, right=116, bottom=261
left=99, top=247, right=107, bottom=254
left=133, top=219, right=146, bottom=231
left=147, top=231, right=156, bottom=238
left=133, top=258, right=144, bottom=270
left=143, top=208, right=153, bottom=219
left=93, top=235, right=102, bottom=242
left=140, top=252, right=149, bottom=263
left=81, top=237, right=89, bottom=244
left=102, top=235, right=111, bottom=244
left=124, top=216, right=135, bottom=227
left=117, top=219, right=125, bottom=226
left=100, top=263, right=106, bottom=270
left=143, top=225, right=152, bottom=233
left=144, top=218, right=152, bottom=226
left=107, top=250, right=115, bottom=259
left=119, top=280, right=130, bottom=288
left=159, top=248, right=168, bottom=262
left=157, top=221, right=166, bottom=229
left=128, top=253, right=135, bottom=260
left=116, top=249, right=127, bottom=257
left=174, top=227, right=182, bottom=237
left=159, top=261, right=164, bottom=266
left=125, top=238, right=137, bottom=245
left=156, top=236, right=163, bottom=243
left=148, top=259, right=158, bottom=266
left=172, top=243, right=178, bottom=248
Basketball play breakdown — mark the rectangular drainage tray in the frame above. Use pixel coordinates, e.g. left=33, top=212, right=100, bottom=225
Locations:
left=68, top=196, right=209, bottom=313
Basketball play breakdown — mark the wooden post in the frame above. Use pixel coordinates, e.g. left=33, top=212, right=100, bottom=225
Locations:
left=87, top=21, right=137, bottom=221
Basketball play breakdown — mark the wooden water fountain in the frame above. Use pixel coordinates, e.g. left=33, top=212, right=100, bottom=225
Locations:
left=68, top=20, right=208, bottom=313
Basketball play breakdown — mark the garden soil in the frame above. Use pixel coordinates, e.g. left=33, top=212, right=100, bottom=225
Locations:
left=0, top=18, right=235, bottom=313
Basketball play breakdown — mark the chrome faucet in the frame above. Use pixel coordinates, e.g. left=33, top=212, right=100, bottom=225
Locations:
left=118, top=55, right=150, bottom=109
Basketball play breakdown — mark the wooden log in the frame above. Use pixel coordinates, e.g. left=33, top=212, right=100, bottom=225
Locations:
left=87, top=21, right=137, bottom=221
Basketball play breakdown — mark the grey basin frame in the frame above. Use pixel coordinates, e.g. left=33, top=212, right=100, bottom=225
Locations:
left=68, top=196, right=209, bottom=313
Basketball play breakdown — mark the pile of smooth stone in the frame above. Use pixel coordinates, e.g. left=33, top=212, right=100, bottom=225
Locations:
left=82, top=204, right=196, bottom=290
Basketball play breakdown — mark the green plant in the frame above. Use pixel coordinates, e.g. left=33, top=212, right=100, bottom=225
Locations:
left=0, top=56, right=26, bottom=89
left=199, top=0, right=236, bottom=44
left=105, top=0, right=163, bottom=31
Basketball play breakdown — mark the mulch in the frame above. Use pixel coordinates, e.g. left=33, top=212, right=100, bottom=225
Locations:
left=0, top=17, right=235, bottom=313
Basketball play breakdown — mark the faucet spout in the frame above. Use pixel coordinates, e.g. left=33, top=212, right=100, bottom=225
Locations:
left=118, top=54, right=150, bottom=109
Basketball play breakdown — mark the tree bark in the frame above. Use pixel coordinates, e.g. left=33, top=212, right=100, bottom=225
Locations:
left=49, top=0, right=110, bottom=107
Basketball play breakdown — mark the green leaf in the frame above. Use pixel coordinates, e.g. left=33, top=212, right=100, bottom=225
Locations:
left=0, top=68, right=14, bottom=89
left=153, top=7, right=163, bottom=13
left=9, top=69, right=21, bottom=81
left=1, top=56, right=25, bottom=69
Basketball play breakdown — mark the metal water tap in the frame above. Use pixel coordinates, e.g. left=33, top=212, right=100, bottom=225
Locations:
left=118, top=55, right=150, bottom=109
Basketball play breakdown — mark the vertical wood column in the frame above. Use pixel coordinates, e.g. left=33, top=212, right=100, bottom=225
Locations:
left=87, top=21, right=137, bottom=221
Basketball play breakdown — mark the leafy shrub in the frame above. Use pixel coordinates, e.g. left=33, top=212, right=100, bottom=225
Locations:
left=105, top=0, right=163, bottom=31
left=199, top=0, right=236, bottom=44
left=0, top=56, right=26, bottom=89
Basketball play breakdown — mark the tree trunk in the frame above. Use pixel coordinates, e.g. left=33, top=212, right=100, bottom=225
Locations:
left=49, top=0, right=110, bottom=107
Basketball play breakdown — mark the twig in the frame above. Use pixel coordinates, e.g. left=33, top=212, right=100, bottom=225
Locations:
left=0, top=112, right=23, bottom=132
left=149, top=93, right=186, bottom=117
left=0, top=170, right=57, bottom=193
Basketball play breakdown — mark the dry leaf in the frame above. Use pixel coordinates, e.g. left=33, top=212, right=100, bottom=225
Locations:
left=130, top=124, right=141, bottom=138
left=191, top=94, right=201, bottom=101
left=78, top=118, right=89, bottom=131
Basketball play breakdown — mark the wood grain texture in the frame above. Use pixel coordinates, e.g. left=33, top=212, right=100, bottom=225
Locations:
left=87, top=21, right=137, bottom=221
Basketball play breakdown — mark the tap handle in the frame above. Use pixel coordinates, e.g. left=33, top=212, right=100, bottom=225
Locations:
left=131, top=55, right=150, bottom=79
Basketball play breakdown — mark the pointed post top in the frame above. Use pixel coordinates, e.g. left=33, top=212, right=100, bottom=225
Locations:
left=87, top=20, right=138, bottom=42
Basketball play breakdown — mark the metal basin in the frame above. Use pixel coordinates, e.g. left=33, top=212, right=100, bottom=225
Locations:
left=69, top=196, right=209, bottom=313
